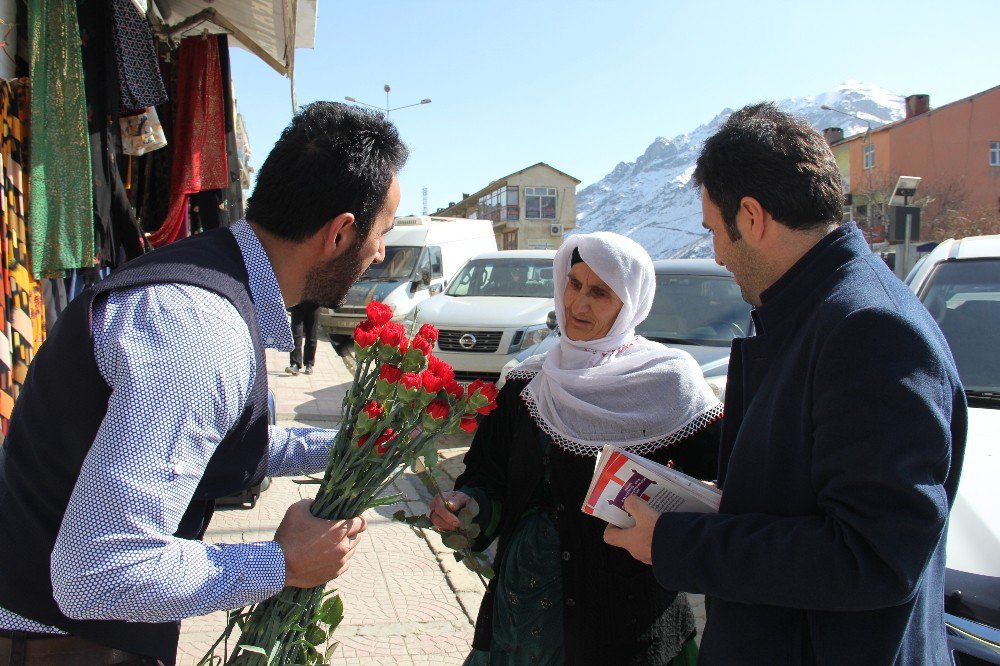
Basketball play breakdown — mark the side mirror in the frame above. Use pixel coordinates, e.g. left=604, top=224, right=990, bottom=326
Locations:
left=546, top=310, right=558, bottom=331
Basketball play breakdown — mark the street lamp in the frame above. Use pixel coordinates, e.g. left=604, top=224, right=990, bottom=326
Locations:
left=891, top=176, right=922, bottom=277
left=345, top=84, right=432, bottom=116
left=820, top=104, right=872, bottom=140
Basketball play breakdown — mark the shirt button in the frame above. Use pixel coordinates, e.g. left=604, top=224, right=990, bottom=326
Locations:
left=541, top=456, right=550, bottom=465
left=556, top=504, right=565, bottom=512
left=265, top=336, right=274, bottom=345
left=562, top=551, right=571, bottom=561
left=565, top=598, right=575, bottom=607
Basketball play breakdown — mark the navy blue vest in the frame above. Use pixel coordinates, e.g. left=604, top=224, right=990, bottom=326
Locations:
left=0, top=229, right=270, bottom=664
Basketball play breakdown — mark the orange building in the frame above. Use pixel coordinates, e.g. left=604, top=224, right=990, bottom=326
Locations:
left=828, top=85, right=1000, bottom=252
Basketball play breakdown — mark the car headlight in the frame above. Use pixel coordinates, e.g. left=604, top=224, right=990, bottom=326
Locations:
left=704, top=374, right=727, bottom=401
left=509, top=324, right=551, bottom=353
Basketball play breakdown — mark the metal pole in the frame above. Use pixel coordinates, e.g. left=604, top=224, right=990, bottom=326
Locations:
left=902, top=194, right=911, bottom=277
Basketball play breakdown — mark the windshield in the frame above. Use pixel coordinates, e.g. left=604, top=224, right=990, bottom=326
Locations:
left=637, top=274, right=752, bottom=347
left=446, top=258, right=555, bottom=298
left=919, top=258, right=1000, bottom=395
left=362, top=246, right=420, bottom=281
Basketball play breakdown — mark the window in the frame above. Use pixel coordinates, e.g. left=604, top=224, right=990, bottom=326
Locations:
left=477, top=185, right=519, bottom=223
left=990, top=141, right=1000, bottom=167
left=863, top=142, right=875, bottom=169
left=525, top=187, right=557, bottom=219
left=428, top=246, right=443, bottom=278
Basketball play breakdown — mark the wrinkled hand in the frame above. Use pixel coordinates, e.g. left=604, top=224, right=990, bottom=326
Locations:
left=429, top=491, right=471, bottom=532
left=275, top=498, right=367, bottom=588
left=603, top=495, right=659, bottom=565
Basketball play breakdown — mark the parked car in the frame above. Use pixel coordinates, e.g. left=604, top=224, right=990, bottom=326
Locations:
left=908, top=234, right=1000, bottom=665
left=320, top=216, right=497, bottom=345
left=499, top=258, right=752, bottom=399
left=408, top=250, right=558, bottom=382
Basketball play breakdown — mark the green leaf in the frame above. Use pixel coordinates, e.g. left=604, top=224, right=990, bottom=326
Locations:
left=480, top=564, right=496, bottom=579
left=319, top=596, right=345, bottom=628
left=392, top=509, right=406, bottom=522
left=305, top=625, right=327, bottom=646
left=292, top=477, right=323, bottom=485
left=457, top=507, right=476, bottom=529
left=368, top=492, right=404, bottom=508
left=465, top=523, right=481, bottom=539
left=461, top=556, right=480, bottom=572
left=442, top=533, right=470, bottom=550
left=453, top=551, right=465, bottom=562
left=324, top=643, right=340, bottom=661
left=237, top=644, right=268, bottom=656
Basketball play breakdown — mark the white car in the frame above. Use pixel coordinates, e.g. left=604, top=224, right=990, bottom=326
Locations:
left=908, top=234, right=1000, bottom=664
left=408, top=250, right=557, bottom=382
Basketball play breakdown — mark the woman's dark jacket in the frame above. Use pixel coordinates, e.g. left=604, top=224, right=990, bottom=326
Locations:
left=455, top=376, right=720, bottom=665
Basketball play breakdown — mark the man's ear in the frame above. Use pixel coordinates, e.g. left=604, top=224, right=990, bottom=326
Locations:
left=738, top=196, right=768, bottom=242
left=319, top=212, right=357, bottom=260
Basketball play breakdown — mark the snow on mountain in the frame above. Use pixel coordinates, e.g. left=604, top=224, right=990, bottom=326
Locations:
left=575, top=81, right=905, bottom=259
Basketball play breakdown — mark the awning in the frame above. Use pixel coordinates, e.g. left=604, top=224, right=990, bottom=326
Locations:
left=140, top=0, right=317, bottom=105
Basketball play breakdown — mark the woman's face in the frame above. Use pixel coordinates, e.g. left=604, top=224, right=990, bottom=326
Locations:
left=563, top=261, right=624, bottom=341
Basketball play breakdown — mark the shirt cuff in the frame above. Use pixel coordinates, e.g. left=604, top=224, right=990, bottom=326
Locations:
left=241, top=541, right=287, bottom=601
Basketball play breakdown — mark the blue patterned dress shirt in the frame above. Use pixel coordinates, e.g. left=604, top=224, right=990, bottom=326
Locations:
left=0, top=220, right=335, bottom=632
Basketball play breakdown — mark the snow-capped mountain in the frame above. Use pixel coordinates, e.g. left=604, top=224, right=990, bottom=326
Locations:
left=575, top=81, right=905, bottom=259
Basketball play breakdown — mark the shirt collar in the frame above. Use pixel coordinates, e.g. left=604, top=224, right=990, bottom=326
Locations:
left=754, top=222, right=869, bottom=335
left=230, top=219, right=294, bottom=351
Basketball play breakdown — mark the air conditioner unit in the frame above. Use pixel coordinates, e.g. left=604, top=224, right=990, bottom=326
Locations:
left=550, top=224, right=564, bottom=236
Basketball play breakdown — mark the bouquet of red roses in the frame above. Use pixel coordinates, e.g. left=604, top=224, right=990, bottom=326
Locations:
left=200, top=301, right=498, bottom=665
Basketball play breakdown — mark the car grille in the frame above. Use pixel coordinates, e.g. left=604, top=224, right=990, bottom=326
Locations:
left=453, top=371, right=501, bottom=384
left=438, top=330, right=503, bottom=353
left=332, top=306, right=367, bottom=316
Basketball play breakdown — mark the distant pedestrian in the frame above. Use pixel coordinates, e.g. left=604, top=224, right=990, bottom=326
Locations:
left=287, top=301, right=320, bottom=375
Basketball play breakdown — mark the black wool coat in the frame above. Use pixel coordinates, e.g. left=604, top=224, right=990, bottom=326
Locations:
left=455, top=376, right=720, bottom=665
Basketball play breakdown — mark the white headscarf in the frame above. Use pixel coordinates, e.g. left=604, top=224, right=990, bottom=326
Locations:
left=508, top=232, right=723, bottom=457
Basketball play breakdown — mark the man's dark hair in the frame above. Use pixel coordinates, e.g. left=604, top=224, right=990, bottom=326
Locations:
left=693, top=102, right=844, bottom=240
left=246, top=102, right=409, bottom=242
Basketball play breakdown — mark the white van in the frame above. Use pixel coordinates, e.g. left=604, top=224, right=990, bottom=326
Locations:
left=407, top=250, right=558, bottom=382
left=320, top=216, right=497, bottom=343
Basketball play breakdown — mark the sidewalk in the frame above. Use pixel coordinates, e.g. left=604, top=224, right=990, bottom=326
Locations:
left=176, top=334, right=704, bottom=664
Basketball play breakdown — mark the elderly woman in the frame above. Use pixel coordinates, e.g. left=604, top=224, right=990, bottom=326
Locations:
left=430, top=232, right=723, bottom=665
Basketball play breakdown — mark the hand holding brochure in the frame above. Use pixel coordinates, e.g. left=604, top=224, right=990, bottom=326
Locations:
left=582, top=445, right=721, bottom=528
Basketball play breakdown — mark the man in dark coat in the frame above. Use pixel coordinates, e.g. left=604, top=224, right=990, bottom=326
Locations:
left=605, top=103, right=966, bottom=664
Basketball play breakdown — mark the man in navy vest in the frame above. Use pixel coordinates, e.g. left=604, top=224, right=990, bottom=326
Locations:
left=0, top=102, right=408, bottom=664
left=605, top=103, right=966, bottom=664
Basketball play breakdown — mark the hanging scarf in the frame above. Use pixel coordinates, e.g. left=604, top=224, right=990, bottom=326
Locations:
left=27, top=0, right=95, bottom=278
left=149, top=36, right=228, bottom=247
left=508, top=232, right=722, bottom=457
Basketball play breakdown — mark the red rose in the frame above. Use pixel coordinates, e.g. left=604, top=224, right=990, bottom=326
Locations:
left=379, top=364, right=403, bottom=383
left=420, top=370, right=444, bottom=394
left=362, top=400, right=382, bottom=420
left=354, top=320, right=382, bottom=348
left=417, top=323, right=439, bottom=343
left=411, top=335, right=433, bottom=357
left=379, top=322, right=406, bottom=349
left=399, top=372, right=422, bottom=391
left=445, top=380, right=464, bottom=400
left=357, top=434, right=370, bottom=449
left=426, top=399, right=449, bottom=421
left=459, top=416, right=478, bottom=433
left=366, top=301, right=393, bottom=326
left=375, top=428, right=398, bottom=455
left=428, top=356, right=456, bottom=383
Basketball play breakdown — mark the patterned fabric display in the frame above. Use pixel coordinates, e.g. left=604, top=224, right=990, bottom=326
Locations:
left=110, top=0, right=168, bottom=112
left=27, top=0, right=95, bottom=278
left=0, top=80, right=45, bottom=436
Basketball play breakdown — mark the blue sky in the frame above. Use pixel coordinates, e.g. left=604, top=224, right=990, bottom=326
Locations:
left=230, top=0, right=1000, bottom=217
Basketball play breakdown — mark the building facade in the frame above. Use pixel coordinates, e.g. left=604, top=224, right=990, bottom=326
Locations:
left=828, top=86, right=1000, bottom=256
left=435, top=162, right=580, bottom=250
